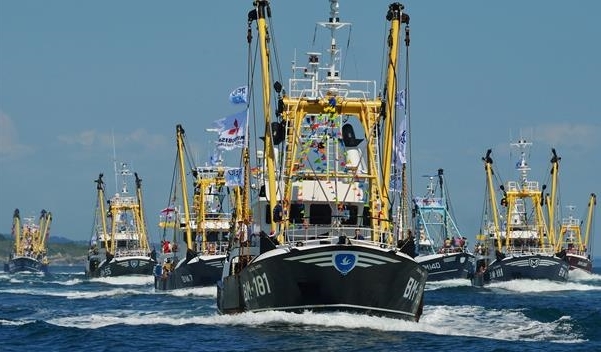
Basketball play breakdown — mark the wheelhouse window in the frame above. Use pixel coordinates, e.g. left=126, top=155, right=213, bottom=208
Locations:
left=310, top=204, right=332, bottom=224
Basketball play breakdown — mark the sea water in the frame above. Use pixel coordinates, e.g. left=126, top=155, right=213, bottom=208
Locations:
left=1, top=265, right=599, bottom=351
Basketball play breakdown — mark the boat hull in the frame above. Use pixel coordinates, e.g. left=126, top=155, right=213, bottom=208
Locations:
left=416, top=252, right=475, bottom=281
left=217, top=245, right=428, bottom=321
left=86, top=255, right=156, bottom=277
left=471, top=254, right=569, bottom=287
left=154, top=255, right=225, bottom=290
left=566, top=253, right=593, bottom=274
left=4, top=256, right=48, bottom=274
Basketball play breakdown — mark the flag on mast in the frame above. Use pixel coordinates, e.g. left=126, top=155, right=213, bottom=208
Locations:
left=229, top=86, right=248, bottom=105
left=224, top=167, right=244, bottom=186
left=394, top=88, right=407, bottom=167
left=212, top=110, right=247, bottom=150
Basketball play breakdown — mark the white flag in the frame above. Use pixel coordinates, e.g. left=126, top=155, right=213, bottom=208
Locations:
left=213, top=110, right=247, bottom=150
left=229, top=86, right=248, bottom=105
left=396, top=89, right=405, bottom=109
left=395, top=116, right=407, bottom=165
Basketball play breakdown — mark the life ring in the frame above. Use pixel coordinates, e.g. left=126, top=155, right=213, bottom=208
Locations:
left=208, top=243, right=216, bottom=254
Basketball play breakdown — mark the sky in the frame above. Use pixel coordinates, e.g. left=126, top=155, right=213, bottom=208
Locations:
left=1, top=1, right=600, bottom=259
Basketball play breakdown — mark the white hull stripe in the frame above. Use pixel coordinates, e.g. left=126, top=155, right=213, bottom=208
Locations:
left=284, top=251, right=400, bottom=264
left=504, top=260, right=560, bottom=267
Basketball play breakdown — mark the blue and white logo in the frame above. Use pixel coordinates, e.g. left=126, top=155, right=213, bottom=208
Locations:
left=333, top=252, right=357, bottom=275
left=131, top=260, right=139, bottom=268
left=528, top=258, right=540, bottom=268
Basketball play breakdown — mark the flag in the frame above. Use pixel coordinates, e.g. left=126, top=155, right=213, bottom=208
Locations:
left=209, top=150, right=221, bottom=166
left=160, top=207, right=175, bottom=214
left=395, top=116, right=407, bottom=166
left=396, top=89, right=405, bottom=109
left=229, top=86, right=248, bottom=105
left=224, top=167, right=244, bottom=186
left=212, top=110, right=247, bottom=150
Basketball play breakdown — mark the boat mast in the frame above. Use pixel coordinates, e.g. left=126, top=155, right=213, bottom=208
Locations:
left=134, top=173, right=150, bottom=252
left=548, top=148, right=560, bottom=248
left=437, top=168, right=449, bottom=240
left=383, top=3, right=406, bottom=240
left=94, top=174, right=110, bottom=251
left=583, top=193, right=596, bottom=252
left=251, top=0, right=277, bottom=234
left=12, top=209, right=21, bottom=255
left=175, top=124, right=195, bottom=250
left=482, top=149, right=502, bottom=251
left=37, top=210, right=52, bottom=254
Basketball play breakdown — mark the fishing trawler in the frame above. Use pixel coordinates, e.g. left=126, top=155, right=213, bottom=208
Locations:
left=413, top=169, right=475, bottom=281
left=85, top=163, right=156, bottom=277
left=471, top=141, right=570, bottom=286
left=217, top=1, right=427, bottom=321
left=153, top=125, right=229, bottom=290
left=555, top=195, right=596, bottom=274
left=4, top=209, right=51, bottom=274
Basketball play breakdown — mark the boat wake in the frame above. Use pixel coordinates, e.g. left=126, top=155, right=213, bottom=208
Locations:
left=154, top=286, right=216, bottom=297
left=569, top=269, right=601, bottom=282
left=88, top=275, right=153, bottom=286
left=0, top=287, right=152, bottom=299
left=486, top=278, right=601, bottom=293
left=43, top=305, right=585, bottom=343
left=425, top=278, right=471, bottom=291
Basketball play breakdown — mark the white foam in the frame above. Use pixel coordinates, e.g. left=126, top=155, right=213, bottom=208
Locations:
left=569, top=269, right=601, bottom=282
left=0, top=318, right=32, bottom=326
left=425, top=278, right=471, bottom=291
left=155, top=286, right=217, bottom=297
left=48, top=278, right=84, bottom=286
left=45, top=305, right=585, bottom=343
left=0, top=287, right=152, bottom=299
left=88, top=275, right=153, bottom=286
left=487, top=279, right=601, bottom=293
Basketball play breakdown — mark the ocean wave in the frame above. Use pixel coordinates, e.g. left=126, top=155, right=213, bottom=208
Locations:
left=425, top=278, right=472, bottom=291
left=486, top=279, right=601, bottom=293
left=87, top=275, right=153, bottom=286
left=154, top=286, right=217, bottom=297
left=43, top=305, right=585, bottom=344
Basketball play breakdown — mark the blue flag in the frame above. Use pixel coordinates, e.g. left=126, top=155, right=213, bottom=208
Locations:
left=229, top=86, right=248, bottom=105
left=225, top=167, right=244, bottom=186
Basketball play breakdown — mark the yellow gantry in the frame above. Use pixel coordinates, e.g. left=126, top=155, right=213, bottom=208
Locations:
left=583, top=193, right=596, bottom=252
left=11, top=209, right=51, bottom=258
left=253, top=1, right=278, bottom=237
left=176, top=125, right=194, bottom=250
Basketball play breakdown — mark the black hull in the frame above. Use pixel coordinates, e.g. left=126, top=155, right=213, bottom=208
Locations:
left=416, top=252, right=475, bottom=281
left=154, top=255, right=225, bottom=290
left=218, top=245, right=428, bottom=321
left=86, top=256, right=155, bottom=278
left=566, top=254, right=593, bottom=273
left=471, top=254, right=569, bottom=287
left=4, top=257, right=48, bottom=274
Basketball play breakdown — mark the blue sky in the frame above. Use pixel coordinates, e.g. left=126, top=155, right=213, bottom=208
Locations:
left=1, top=1, right=600, bottom=259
